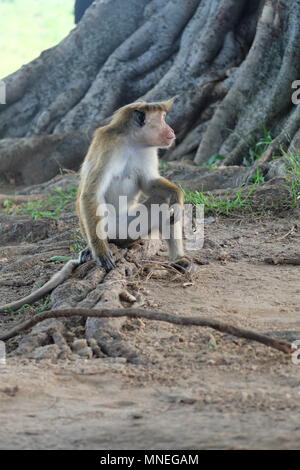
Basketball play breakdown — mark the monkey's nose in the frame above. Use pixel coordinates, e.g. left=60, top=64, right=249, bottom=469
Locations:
left=167, top=131, right=175, bottom=139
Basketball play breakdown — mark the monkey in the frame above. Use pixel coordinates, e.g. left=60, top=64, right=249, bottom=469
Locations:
left=0, top=99, right=189, bottom=313
left=76, top=98, right=189, bottom=273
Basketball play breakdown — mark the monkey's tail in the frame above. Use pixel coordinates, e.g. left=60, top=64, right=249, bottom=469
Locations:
left=0, top=259, right=80, bottom=313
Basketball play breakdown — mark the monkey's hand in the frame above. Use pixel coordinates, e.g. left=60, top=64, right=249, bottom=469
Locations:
left=97, top=252, right=116, bottom=272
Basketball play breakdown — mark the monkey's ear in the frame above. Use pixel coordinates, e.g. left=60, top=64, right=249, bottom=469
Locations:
left=163, top=97, right=176, bottom=112
left=133, top=110, right=146, bottom=127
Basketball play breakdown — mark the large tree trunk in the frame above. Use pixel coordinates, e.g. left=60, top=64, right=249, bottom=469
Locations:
left=0, top=0, right=299, bottom=185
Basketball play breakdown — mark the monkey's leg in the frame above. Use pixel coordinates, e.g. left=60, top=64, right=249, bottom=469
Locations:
left=79, top=195, right=116, bottom=272
left=161, top=209, right=190, bottom=272
left=77, top=210, right=92, bottom=264
left=109, top=195, right=163, bottom=246
left=78, top=218, right=87, bottom=241
left=112, top=197, right=189, bottom=270
left=76, top=189, right=93, bottom=264
left=145, top=196, right=190, bottom=271
left=165, top=220, right=185, bottom=260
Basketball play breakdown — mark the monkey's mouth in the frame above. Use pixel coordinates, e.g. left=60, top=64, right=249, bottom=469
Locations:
left=161, top=140, right=175, bottom=149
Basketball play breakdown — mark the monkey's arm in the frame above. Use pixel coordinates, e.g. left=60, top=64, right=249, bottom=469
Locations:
left=142, top=177, right=184, bottom=206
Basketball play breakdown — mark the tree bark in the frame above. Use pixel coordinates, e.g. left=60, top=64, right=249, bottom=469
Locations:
left=0, top=0, right=299, bottom=185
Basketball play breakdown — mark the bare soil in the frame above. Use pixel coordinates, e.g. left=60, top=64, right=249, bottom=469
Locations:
left=0, top=202, right=300, bottom=449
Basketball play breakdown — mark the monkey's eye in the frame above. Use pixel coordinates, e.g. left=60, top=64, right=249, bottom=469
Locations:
left=133, top=110, right=146, bottom=127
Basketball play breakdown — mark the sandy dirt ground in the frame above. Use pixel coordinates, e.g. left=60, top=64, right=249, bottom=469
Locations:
left=0, top=207, right=300, bottom=449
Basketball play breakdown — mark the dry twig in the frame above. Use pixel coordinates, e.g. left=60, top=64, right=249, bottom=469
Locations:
left=276, top=224, right=297, bottom=241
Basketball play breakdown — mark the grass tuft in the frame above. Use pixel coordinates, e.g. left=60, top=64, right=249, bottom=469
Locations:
left=3, top=186, right=77, bottom=220
left=183, top=187, right=252, bottom=216
left=282, top=151, right=300, bottom=207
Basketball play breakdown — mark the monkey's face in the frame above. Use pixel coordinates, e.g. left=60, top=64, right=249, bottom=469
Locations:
left=133, top=110, right=175, bottom=148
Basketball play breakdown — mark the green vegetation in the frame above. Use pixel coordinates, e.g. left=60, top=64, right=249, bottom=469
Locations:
left=183, top=187, right=252, bottom=216
left=203, top=154, right=225, bottom=168
left=3, top=186, right=77, bottom=219
left=3, top=295, right=51, bottom=314
left=203, top=128, right=272, bottom=168
left=159, top=160, right=169, bottom=171
left=282, top=151, right=300, bottom=207
left=0, top=0, right=74, bottom=78
left=183, top=150, right=300, bottom=216
left=243, top=127, right=273, bottom=166
left=248, top=167, right=265, bottom=185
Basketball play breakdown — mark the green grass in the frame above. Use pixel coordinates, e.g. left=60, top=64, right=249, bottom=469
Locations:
left=3, top=186, right=77, bottom=219
left=3, top=295, right=51, bottom=314
left=242, top=127, right=273, bottom=167
left=203, top=153, right=225, bottom=169
left=183, top=187, right=253, bottom=216
left=248, top=167, right=265, bottom=185
left=203, top=128, right=273, bottom=168
left=0, top=0, right=74, bottom=78
left=183, top=150, right=300, bottom=216
left=282, top=152, right=300, bottom=206
left=159, top=160, right=169, bottom=171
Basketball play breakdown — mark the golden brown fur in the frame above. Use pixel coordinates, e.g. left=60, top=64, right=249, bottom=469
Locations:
left=77, top=98, right=187, bottom=272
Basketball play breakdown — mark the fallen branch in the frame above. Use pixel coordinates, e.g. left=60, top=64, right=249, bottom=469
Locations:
left=0, top=308, right=293, bottom=354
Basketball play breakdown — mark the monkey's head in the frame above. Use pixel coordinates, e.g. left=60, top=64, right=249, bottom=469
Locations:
left=111, top=99, right=176, bottom=148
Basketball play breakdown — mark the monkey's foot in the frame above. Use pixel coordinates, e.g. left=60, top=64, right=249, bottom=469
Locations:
left=97, top=253, right=116, bottom=273
left=79, top=247, right=93, bottom=264
left=171, top=257, right=191, bottom=273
